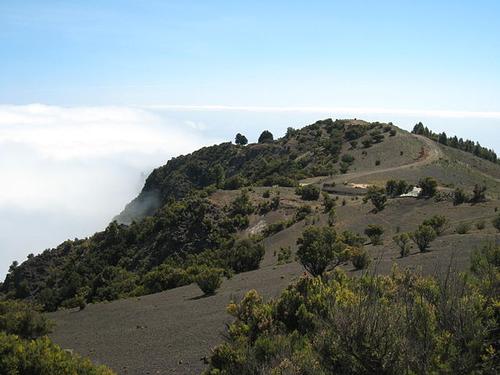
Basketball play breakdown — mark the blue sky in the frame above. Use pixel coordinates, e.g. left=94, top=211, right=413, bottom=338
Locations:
left=0, top=1, right=499, bottom=277
left=1, top=0, right=500, bottom=109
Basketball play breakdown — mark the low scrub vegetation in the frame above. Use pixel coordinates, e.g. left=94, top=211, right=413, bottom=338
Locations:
left=0, top=300, right=113, bottom=374
left=206, top=244, right=500, bottom=374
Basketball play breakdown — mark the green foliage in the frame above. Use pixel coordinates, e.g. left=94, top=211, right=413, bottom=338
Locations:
left=322, top=192, right=336, bottom=212
left=196, top=268, right=223, bottom=295
left=393, top=233, right=411, bottom=257
left=327, top=207, right=337, bottom=226
left=385, top=179, right=411, bottom=197
left=418, top=177, right=438, bottom=198
left=413, top=122, right=498, bottom=163
left=492, top=214, right=500, bottom=232
left=226, top=239, right=265, bottom=273
left=453, top=188, right=469, bottom=205
left=471, top=184, right=487, bottom=203
left=234, top=133, right=248, bottom=146
left=0, top=301, right=52, bottom=339
left=411, top=224, right=437, bottom=252
left=364, top=224, right=384, bottom=245
left=364, top=186, right=387, bottom=212
left=476, top=220, right=486, bottom=230
left=207, top=247, right=500, bottom=374
left=350, top=247, right=371, bottom=270
left=422, top=215, right=448, bottom=236
left=143, top=266, right=191, bottom=294
left=295, top=184, right=320, bottom=201
left=296, top=227, right=349, bottom=276
left=276, top=247, right=292, bottom=265
left=223, top=175, right=248, bottom=190
left=258, top=130, right=274, bottom=143
left=456, top=222, right=471, bottom=234
left=295, top=205, right=312, bottom=221
left=0, top=333, right=115, bottom=375
left=341, top=154, right=355, bottom=164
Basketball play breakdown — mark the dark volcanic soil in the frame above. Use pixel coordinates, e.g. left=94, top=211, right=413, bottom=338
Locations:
left=48, top=260, right=304, bottom=374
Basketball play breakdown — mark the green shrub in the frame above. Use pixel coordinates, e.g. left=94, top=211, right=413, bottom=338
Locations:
left=492, top=214, right=500, bottom=232
left=0, top=301, right=52, bottom=339
left=296, top=184, right=320, bottom=200
left=418, top=177, right=438, bottom=198
left=296, top=226, right=349, bottom=276
left=262, top=189, right=270, bottom=198
left=456, top=222, right=471, bottom=234
left=295, top=205, right=312, bottom=221
left=351, top=247, right=371, bottom=270
left=422, top=215, right=448, bottom=236
left=258, top=130, right=274, bottom=143
left=364, top=225, right=384, bottom=245
left=411, top=225, right=437, bottom=252
left=276, top=247, right=292, bottom=265
left=393, top=233, right=411, bottom=257
left=476, top=220, right=486, bottom=230
left=207, top=245, right=500, bottom=374
left=341, top=154, right=355, bottom=164
left=0, top=333, right=115, bottom=375
left=453, top=188, right=469, bottom=205
left=143, top=267, right=190, bottom=294
left=227, top=239, right=265, bottom=273
left=223, top=175, right=248, bottom=190
left=364, top=186, right=387, bottom=212
left=322, top=192, right=336, bottom=212
left=196, top=268, right=223, bottom=295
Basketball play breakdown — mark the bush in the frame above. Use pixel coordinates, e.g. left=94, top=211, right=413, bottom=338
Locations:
left=341, top=154, right=355, bottom=164
left=0, top=333, right=114, bottom=375
left=322, top=192, right=336, bottom=212
left=476, top=220, right=486, bottom=230
left=422, top=215, right=448, bottom=236
left=389, top=129, right=397, bottom=136
left=411, top=225, right=437, bottom=252
left=196, top=268, right=223, bottom=295
left=228, top=239, right=265, bottom=273
left=327, top=207, right=337, bottom=226
left=258, top=130, right=274, bottom=143
left=393, top=233, right=411, bottom=257
left=207, top=246, right=500, bottom=374
left=386, top=179, right=411, bottom=197
left=351, top=247, right=371, bottom=270
left=453, top=188, right=469, bottom=205
left=276, top=247, right=292, bottom=265
left=223, top=175, right=248, bottom=190
left=362, top=139, right=372, bottom=148
left=364, top=225, right=384, bottom=245
left=364, top=186, right=387, bottom=212
left=0, top=301, right=52, bottom=339
left=235, top=133, right=248, bottom=146
left=491, top=214, right=500, bottom=232
left=456, top=222, right=471, bottom=234
left=143, top=266, right=191, bottom=293
left=295, top=205, right=312, bottom=221
left=418, top=177, right=438, bottom=198
left=471, top=184, right=487, bottom=203
left=296, top=226, right=349, bottom=276
left=296, top=184, right=320, bottom=200
left=262, top=189, right=270, bottom=198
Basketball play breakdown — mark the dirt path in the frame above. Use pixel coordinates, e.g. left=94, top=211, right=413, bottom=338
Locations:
left=331, top=135, right=444, bottom=184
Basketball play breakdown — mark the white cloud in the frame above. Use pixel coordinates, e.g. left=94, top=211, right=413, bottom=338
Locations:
left=0, top=104, right=214, bottom=160
left=144, top=104, right=500, bottom=119
left=0, top=104, right=221, bottom=278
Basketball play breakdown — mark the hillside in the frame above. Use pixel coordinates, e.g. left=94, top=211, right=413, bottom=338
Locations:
left=1, top=118, right=500, bottom=374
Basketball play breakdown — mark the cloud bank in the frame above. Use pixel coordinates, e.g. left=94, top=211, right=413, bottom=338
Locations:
left=144, top=104, right=500, bottom=120
left=0, top=104, right=220, bottom=278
